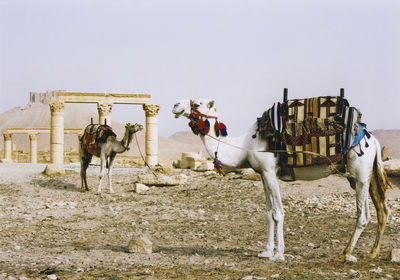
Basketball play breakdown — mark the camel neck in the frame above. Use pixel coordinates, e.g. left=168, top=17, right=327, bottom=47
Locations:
left=199, top=118, right=249, bottom=168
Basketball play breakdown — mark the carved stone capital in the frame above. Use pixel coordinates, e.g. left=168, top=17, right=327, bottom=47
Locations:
left=28, top=133, right=38, bottom=141
left=49, top=101, right=64, bottom=113
left=143, top=104, right=160, bottom=117
left=3, top=133, right=12, bottom=141
left=97, top=103, right=113, bottom=115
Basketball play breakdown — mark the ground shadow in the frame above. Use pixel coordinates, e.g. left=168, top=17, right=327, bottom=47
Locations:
left=389, top=176, right=400, bottom=189
left=70, top=243, right=248, bottom=257
left=156, top=245, right=248, bottom=257
left=31, top=178, right=81, bottom=192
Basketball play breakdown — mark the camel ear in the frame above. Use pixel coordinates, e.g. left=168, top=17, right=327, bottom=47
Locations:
left=207, top=100, right=215, bottom=109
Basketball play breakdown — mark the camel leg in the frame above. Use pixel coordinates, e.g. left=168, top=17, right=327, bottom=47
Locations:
left=366, top=172, right=389, bottom=259
left=80, top=159, right=90, bottom=191
left=97, top=155, right=107, bottom=194
left=258, top=170, right=285, bottom=261
left=344, top=179, right=370, bottom=262
left=79, top=146, right=92, bottom=192
left=107, top=153, right=117, bottom=194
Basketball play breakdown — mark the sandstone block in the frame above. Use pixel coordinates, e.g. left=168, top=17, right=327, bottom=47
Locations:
left=128, top=233, right=153, bottom=254
left=137, top=174, right=187, bottom=186
left=43, top=164, right=65, bottom=176
left=135, top=183, right=150, bottom=194
left=391, top=248, right=400, bottom=262
left=196, top=160, right=214, bottom=171
left=381, top=146, right=390, bottom=161
left=384, top=159, right=400, bottom=176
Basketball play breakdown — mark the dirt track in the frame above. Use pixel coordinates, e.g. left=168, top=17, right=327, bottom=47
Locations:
left=0, top=163, right=400, bottom=279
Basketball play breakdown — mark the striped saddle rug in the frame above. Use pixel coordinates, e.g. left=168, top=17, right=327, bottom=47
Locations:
left=257, top=96, right=361, bottom=167
left=81, top=124, right=117, bottom=155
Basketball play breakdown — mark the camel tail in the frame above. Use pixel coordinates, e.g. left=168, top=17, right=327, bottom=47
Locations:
left=373, top=138, right=392, bottom=200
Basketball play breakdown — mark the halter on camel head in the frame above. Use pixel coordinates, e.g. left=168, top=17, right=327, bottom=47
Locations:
left=188, top=99, right=227, bottom=175
left=188, top=99, right=228, bottom=137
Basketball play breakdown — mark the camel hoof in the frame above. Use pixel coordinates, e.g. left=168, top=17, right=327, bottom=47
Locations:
left=269, top=253, right=285, bottom=262
left=344, top=254, right=358, bottom=263
left=258, top=250, right=274, bottom=258
left=364, top=252, right=378, bottom=259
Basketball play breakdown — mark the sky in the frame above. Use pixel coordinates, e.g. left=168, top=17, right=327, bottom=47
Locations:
left=1, top=0, right=399, bottom=137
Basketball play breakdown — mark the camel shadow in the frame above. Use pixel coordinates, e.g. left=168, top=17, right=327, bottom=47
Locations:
left=71, top=243, right=248, bottom=257
left=31, top=178, right=81, bottom=192
left=156, top=245, right=247, bottom=257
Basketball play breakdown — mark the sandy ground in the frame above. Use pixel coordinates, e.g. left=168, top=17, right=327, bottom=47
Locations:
left=0, top=163, right=400, bottom=280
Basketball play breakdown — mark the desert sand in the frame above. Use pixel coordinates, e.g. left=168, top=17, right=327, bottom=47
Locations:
left=0, top=162, right=400, bottom=279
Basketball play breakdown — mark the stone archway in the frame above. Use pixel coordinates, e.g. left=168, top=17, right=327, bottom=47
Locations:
left=48, top=92, right=160, bottom=170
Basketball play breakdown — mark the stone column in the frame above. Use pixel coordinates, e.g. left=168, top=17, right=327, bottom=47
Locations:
left=97, top=103, right=113, bottom=125
left=28, top=133, right=38, bottom=164
left=49, top=101, right=65, bottom=165
left=3, top=133, right=12, bottom=162
left=143, top=104, right=160, bottom=166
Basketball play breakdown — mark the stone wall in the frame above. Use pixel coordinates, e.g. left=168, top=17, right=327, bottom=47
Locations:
left=29, top=90, right=61, bottom=105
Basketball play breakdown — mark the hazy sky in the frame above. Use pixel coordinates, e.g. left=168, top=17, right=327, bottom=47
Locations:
left=1, top=0, right=399, bottom=136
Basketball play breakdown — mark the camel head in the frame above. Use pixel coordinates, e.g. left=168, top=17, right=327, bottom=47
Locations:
left=172, top=98, right=217, bottom=119
left=125, top=123, right=143, bottom=134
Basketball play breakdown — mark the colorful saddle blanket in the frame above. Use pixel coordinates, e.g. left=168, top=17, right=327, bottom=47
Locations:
left=81, top=124, right=116, bottom=155
left=258, top=96, right=361, bottom=167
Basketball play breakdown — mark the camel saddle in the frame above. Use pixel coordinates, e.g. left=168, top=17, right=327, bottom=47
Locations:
left=81, top=124, right=117, bottom=155
left=257, top=96, right=361, bottom=168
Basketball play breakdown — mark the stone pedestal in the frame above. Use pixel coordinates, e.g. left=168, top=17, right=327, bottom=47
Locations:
left=97, top=102, right=113, bottom=125
left=143, top=104, right=160, bottom=166
left=49, top=101, right=64, bottom=165
left=3, top=133, right=12, bottom=162
left=29, top=133, right=38, bottom=163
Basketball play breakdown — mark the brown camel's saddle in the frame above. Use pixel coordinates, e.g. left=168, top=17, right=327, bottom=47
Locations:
left=81, top=124, right=117, bottom=155
left=257, top=95, right=362, bottom=168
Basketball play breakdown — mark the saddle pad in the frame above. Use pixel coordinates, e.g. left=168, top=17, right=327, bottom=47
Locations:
left=82, top=124, right=116, bottom=155
left=257, top=95, right=355, bottom=167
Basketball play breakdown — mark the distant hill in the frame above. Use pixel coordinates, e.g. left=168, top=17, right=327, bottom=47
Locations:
left=1, top=102, right=398, bottom=160
left=0, top=103, right=206, bottom=160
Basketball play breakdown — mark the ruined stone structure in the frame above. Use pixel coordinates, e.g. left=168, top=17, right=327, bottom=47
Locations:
left=51, top=91, right=159, bottom=168
left=3, top=128, right=81, bottom=163
left=2, top=91, right=160, bottom=170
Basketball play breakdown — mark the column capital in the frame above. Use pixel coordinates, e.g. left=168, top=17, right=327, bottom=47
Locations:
left=28, top=133, right=38, bottom=141
left=3, top=133, right=12, bottom=141
left=97, top=102, right=113, bottom=115
left=49, top=101, right=64, bottom=113
left=143, top=104, right=160, bottom=117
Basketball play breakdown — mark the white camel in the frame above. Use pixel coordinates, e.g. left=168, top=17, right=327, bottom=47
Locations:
left=172, top=98, right=391, bottom=262
left=80, top=123, right=143, bottom=194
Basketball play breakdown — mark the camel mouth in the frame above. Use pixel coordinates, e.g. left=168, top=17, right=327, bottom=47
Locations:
left=173, top=109, right=185, bottom=118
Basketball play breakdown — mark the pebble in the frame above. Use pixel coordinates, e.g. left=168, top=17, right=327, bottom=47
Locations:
left=47, top=275, right=57, bottom=280
left=369, top=267, right=382, bottom=274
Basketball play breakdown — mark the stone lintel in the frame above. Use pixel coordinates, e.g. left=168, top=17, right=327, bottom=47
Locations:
left=57, top=92, right=151, bottom=104
left=7, top=128, right=82, bottom=134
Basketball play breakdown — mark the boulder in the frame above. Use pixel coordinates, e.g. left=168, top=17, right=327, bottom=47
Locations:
left=384, top=159, right=400, bottom=176
left=128, top=233, right=153, bottom=254
left=135, top=183, right=150, bottom=194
